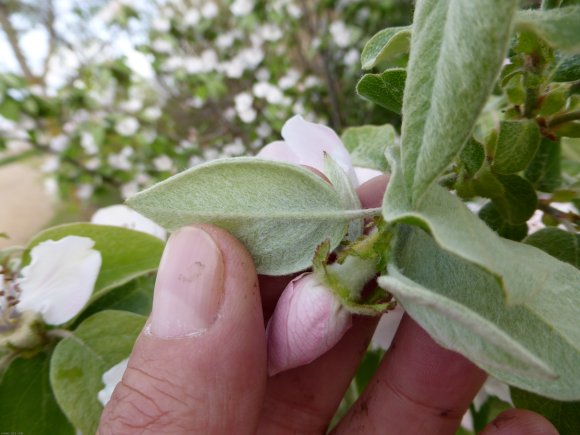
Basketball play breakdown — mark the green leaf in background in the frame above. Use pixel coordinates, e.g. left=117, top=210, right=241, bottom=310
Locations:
left=341, top=124, right=394, bottom=172
left=525, top=138, right=562, bottom=192
left=459, top=138, right=485, bottom=177
left=524, top=228, right=580, bottom=268
left=553, top=54, right=580, bottom=82
left=360, top=26, right=411, bottom=70
left=50, top=310, right=146, bottom=435
left=515, top=6, right=580, bottom=54
left=400, top=0, right=517, bottom=205
left=490, top=120, right=541, bottom=174
left=379, top=225, right=580, bottom=400
left=25, top=223, right=164, bottom=300
left=511, top=388, right=580, bottom=435
left=356, top=69, right=406, bottom=114
left=383, top=146, right=580, bottom=348
left=0, top=353, right=75, bottom=435
left=127, top=158, right=376, bottom=275
left=491, top=174, right=538, bottom=225
left=478, top=202, right=528, bottom=242
left=73, top=275, right=155, bottom=326
left=324, top=155, right=363, bottom=241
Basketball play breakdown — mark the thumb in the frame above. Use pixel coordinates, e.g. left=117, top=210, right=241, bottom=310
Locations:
left=99, top=225, right=267, bottom=434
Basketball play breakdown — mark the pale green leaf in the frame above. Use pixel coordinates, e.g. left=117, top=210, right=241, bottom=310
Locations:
left=401, top=0, right=517, bottom=205
left=516, top=7, right=580, bottom=54
left=491, top=120, right=541, bottom=174
left=383, top=146, right=580, bottom=353
left=379, top=225, right=580, bottom=400
left=50, top=311, right=146, bottom=435
left=356, top=69, right=406, bottom=114
left=25, top=223, right=164, bottom=300
left=0, top=353, right=74, bottom=434
left=341, top=124, right=394, bottom=172
left=524, top=138, right=562, bottom=192
left=127, top=158, right=376, bottom=275
left=524, top=227, right=580, bottom=268
left=324, top=154, right=363, bottom=241
left=491, top=174, right=538, bottom=225
left=478, top=202, right=528, bottom=241
left=360, top=26, right=411, bottom=70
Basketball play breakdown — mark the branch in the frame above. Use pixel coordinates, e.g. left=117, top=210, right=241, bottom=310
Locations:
left=41, top=0, right=57, bottom=83
left=0, top=3, right=36, bottom=83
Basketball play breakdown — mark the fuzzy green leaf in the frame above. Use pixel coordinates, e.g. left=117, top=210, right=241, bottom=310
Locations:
left=0, top=353, right=75, bottom=434
left=341, top=124, right=394, bottom=172
left=491, top=174, right=538, bottom=225
left=553, top=54, right=580, bottom=82
left=50, top=311, right=146, bottom=435
left=511, top=388, right=580, bottom=435
left=525, top=227, right=580, bottom=268
left=478, top=202, right=528, bottom=241
left=525, top=138, right=562, bottom=192
left=459, top=138, right=485, bottom=176
left=401, top=0, right=517, bottom=205
left=361, top=26, right=411, bottom=70
left=383, top=145, right=580, bottom=354
left=356, top=69, right=406, bottom=114
left=25, top=223, right=164, bottom=300
left=127, top=158, right=374, bottom=275
left=379, top=225, right=580, bottom=400
left=491, top=120, right=541, bottom=174
left=516, top=7, right=580, bottom=54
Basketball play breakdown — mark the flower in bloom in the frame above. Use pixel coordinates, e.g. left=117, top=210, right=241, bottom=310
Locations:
left=91, top=205, right=167, bottom=241
left=256, top=115, right=382, bottom=186
left=231, top=0, right=254, bottom=16
left=266, top=273, right=351, bottom=375
left=13, top=237, right=102, bottom=325
left=97, top=358, right=129, bottom=406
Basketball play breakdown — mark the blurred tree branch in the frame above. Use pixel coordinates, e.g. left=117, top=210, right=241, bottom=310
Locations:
left=0, top=1, right=35, bottom=84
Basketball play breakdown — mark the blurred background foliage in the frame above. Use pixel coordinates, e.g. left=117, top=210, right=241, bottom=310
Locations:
left=0, top=0, right=412, bottom=207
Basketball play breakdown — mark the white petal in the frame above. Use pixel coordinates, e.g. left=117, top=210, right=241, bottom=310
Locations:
left=17, top=236, right=102, bottom=325
left=256, top=140, right=300, bottom=165
left=353, top=167, right=384, bottom=185
left=281, top=115, right=355, bottom=180
left=91, top=205, right=167, bottom=241
left=98, top=358, right=129, bottom=406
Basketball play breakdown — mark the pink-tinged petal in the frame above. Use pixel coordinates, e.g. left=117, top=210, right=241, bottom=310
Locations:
left=17, top=236, right=102, bottom=325
left=255, top=140, right=300, bottom=165
left=281, top=115, right=354, bottom=180
left=354, top=167, right=384, bottom=185
left=266, top=273, right=352, bottom=375
left=370, top=303, right=405, bottom=351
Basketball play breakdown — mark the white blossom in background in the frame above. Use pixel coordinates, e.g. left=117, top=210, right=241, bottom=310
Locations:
left=256, top=122, right=272, bottom=138
left=330, top=21, right=351, bottom=48
left=143, top=106, right=162, bottom=121
left=189, top=155, right=204, bottom=167
left=152, top=17, right=171, bottom=32
left=85, top=157, right=101, bottom=171
left=115, top=117, right=139, bottom=136
left=344, top=48, right=360, bottom=66
left=41, top=156, right=60, bottom=173
left=222, top=139, right=246, bottom=156
left=253, top=82, right=284, bottom=105
left=286, top=2, right=302, bottom=18
left=153, top=155, right=173, bottom=172
left=201, top=1, right=219, bottom=19
left=152, top=38, right=173, bottom=53
left=183, top=9, right=200, bottom=27
left=260, top=24, right=283, bottom=42
left=98, top=358, right=129, bottom=406
left=231, top=0, right=254, bottom=16
left=80, top=132, right=99, bottom=155
left=91, top=205, right=167, bottom=240
left=120, top=182, right=139, bottom=199
left=120, top=99, right=144, bottom=113
left=203, top=148, right=219, bottom=161
left=76, top=183, right=94, bottom=200
left=14, top=237, right=102, bottom=325
left=107, top=148, right=132, bottom=171
left=216, top=32, right=236, bottom=49
left=49, top=135, right=69, bottom=152
left=235, top=92, right=257, bottom=123
left=279, top=69, right=300, bottom=90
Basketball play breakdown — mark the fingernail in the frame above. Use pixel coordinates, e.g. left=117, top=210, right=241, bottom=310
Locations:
left=150, top=226, right=224, bottom=338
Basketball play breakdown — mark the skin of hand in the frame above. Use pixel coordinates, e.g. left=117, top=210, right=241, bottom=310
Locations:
left=98, top=176, right=558, bottom=435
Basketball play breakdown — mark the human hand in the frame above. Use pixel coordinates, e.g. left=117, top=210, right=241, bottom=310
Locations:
left=98, top=177, right=557, bottom=435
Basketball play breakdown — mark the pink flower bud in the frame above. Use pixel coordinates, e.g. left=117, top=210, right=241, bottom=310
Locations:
left=266, top=272, right=352, bottom=376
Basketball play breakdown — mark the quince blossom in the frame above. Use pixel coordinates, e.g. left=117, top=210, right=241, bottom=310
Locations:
left=256, top=115, right=382, bottom=185
left=266, top=273, right=351, bottom=376
left=91, top=205, right=167, bottom=241
left=98, top=358, right=129, bottom=406
left=9, top=236, right=102, bottom=326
